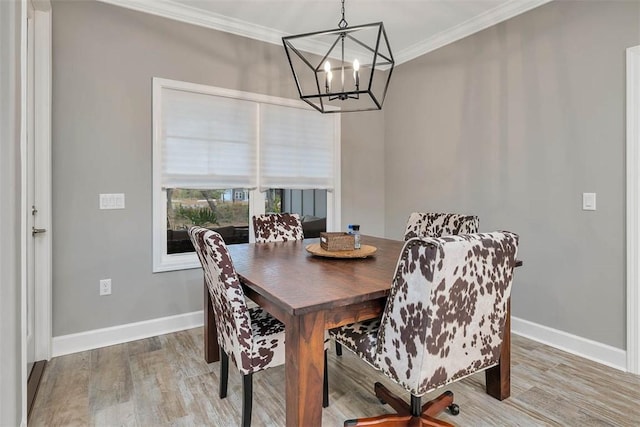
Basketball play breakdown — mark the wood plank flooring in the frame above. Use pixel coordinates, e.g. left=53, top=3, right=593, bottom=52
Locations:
left=30, top=328, right=640, bottom=426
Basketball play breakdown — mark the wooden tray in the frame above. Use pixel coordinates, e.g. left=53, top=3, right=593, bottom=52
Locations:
left=305, top=243, right=377, bottom=259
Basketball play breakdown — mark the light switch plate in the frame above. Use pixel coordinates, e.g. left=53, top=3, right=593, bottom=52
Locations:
left=100, top=193, right=125, bottom=210
left=583, top=193, right=596, bottom=211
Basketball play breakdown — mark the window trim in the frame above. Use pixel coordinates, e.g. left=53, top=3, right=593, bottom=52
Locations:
left=152, top=78, right=341, bottom=272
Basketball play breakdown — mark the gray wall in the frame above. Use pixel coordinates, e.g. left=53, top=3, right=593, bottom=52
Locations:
left=0, top=0, right=24, bottom=424
left=51, top=0, right=385, bottom=336
left=384, top=0, right=640, bottom=349
left=52, top=0, right=634, bottom=351
left=342, top=111, right=386, bottom=237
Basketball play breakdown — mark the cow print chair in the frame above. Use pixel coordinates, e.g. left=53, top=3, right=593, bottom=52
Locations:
left=403, top=212, right=479, bottom=241
left=336, top=212, right=480, bottom=358
left=252, top=213, right=304, bottom=243
left=188, top=227, right=329, bottom=427
left=251, top=213, right=341, bottom=360
left=330, top=232, right=519, bottom=427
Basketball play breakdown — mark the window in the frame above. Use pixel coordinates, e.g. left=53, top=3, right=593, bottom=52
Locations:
left=259, top=104, right=335, bottom=191
left=166, top=188, right=250, bottom=255
left=265, top=189, right=328, bottom=238
left=153, top=78, right=341, bottom=272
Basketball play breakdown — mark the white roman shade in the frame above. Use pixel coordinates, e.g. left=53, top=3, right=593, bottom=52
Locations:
left=259, top=103, right=335, bottom=191
left=160, top=88, right=258, bottom=189
left=152, top=78, right=341, bottom=272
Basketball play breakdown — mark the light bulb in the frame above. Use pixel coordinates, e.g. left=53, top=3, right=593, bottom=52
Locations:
left=324, top=61, right=333, bottom=93
left=353, top=59, right=360, bottom=88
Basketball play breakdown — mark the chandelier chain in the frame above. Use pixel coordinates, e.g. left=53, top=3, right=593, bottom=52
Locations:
left=338, top=0, right=348, bottom=29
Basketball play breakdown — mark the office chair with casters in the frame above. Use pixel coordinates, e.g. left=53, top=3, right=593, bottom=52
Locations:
left=189, top=227, right=329, bottom=427
left=330, top=232, right=519, bottom=427
left=252, top=213, right=304, bottom=243
left=335, top=212, right=481, bottom=358
left=403, top=212, right=479, bottom=241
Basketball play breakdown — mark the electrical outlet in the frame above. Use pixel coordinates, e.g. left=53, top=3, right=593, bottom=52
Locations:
left=99, top=279, right=112, bottom=296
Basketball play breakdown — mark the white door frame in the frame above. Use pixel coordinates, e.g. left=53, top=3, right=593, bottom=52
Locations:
left=626, top=45, right=640, bottom=375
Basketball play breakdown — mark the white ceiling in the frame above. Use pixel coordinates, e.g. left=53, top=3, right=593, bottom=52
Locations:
left=100, top=0, right=553, bottom=64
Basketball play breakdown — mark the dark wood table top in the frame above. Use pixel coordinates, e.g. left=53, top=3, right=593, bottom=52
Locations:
left=227, top=235, right=404, bottom=316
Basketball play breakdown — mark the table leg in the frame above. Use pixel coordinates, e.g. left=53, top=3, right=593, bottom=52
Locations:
left=204, top=279, right=219, bottom=363
left=285, top=311, right=326, bottom=427
left=485, top=298, right=511, bottom=400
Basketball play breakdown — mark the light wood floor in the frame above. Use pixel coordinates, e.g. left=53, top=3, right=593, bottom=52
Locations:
left=30, top=328, right=640, bottom=426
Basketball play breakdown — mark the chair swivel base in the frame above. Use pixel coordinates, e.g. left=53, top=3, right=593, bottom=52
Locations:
left=344, top=382, right=459, bottom=427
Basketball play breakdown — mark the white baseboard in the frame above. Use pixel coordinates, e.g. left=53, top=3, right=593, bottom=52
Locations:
left=512, top=316, right=627, bottom=371
left=52, top=310, right=204, bottom=357
left=51, top=311, right=627, bottom=372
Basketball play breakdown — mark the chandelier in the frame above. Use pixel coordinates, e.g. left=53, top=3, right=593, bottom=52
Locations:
left=282, top=0, right=394, bottom=113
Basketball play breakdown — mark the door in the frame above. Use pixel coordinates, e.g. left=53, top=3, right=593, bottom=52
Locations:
left=26, top=11, right=36, bottom=379
left=25, top=2, right=52, bottom=415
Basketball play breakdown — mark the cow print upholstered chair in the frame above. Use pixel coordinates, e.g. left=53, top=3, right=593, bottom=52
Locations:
left=252, top=213, right=304, bottom=243
left=188, top=227, right=329, bottom=427
left=251, top=214, right=342, bottom=359
left=403, top=212, right=479, bottom=241
left=336, top=212, right=480, bottom=358
left=330, top=232, right=519, bottom=427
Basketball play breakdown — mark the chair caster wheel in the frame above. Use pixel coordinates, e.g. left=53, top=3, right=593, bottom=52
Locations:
left=448, top=403, right=460, bottom=416
left=378, top=398, right=387, bottom=405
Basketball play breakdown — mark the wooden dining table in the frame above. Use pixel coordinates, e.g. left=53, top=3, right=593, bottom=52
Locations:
left=202, top=235, right=517, bottom=427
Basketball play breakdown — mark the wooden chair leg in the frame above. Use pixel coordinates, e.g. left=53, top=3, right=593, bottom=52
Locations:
left=219, top=350, right=228, bottom=399
left=242, top=373, right=253, bottom=427
left=344, top=413, right=413, bottom=426
left=336, top=341, right=343, bottom=356
left=374, top=382, right=410, bottom=415
left=421, top=391, right=454, bottom=418
left=323, top=350, right=329, bottom=408
left=421, top=415, right=456, bottom=427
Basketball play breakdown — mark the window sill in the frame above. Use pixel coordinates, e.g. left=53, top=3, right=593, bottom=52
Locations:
left=153, top=252, right=201, bottom=273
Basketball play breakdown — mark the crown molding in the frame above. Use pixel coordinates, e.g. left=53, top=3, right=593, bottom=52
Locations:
left=97, top=0, right=554, bottom=65
left=31, top=0, right=52, bottom=12
left=97, top=0, right=287, bottom=46
left=394, top=0, right=554, bottom=64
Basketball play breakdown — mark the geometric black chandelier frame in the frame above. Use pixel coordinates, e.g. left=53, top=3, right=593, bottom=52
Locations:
left=282, top=0, right=394, bottom=113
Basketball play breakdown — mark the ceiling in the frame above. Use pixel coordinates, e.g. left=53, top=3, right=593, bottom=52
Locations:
left=100, top=0, right=552, bottom=64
